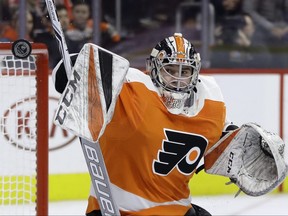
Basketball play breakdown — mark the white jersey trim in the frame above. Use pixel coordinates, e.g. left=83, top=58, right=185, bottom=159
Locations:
left=90, top=183, right=192, bottom=212
left=197, top=75, right=224, bottom=102
left=125, top=68, right=159, bottom=94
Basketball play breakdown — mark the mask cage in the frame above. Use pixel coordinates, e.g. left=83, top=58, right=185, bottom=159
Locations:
left=150, top=54, right=201, bottom=94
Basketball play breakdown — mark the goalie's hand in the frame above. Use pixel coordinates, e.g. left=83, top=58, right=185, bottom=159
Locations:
left=205, top=123, right=288, bottom=196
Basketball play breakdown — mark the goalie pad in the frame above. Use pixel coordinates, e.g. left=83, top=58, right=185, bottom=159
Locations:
left=54, top=43, right=130, bottom=142
left=204, top=122, right=288, bottom=196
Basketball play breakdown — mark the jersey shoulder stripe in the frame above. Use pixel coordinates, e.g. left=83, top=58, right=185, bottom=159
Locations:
left=125, top=67, right=159, bottom=93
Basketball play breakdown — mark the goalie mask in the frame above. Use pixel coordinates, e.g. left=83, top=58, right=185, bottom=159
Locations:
left=146, top=33, right=201, bottom=116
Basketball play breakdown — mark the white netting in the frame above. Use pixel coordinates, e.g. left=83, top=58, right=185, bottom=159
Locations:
left=0, top=54, right=38, bottom=215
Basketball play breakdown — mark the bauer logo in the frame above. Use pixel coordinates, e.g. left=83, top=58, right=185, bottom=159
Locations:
left=82, top=139, right=118, bottom=215
left=1, top=96, right=77, bottom=151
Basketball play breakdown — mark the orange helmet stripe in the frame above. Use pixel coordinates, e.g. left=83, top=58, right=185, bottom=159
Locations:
left=174, top=35, right=185, bottom=59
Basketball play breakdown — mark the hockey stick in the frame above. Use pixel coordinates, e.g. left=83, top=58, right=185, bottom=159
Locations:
left=45, top=0, right=72, bottom=78
left=45, top=1, right=120, bottom=215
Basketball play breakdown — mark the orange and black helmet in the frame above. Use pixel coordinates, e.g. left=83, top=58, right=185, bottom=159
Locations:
left=146, top=33, right=201, bottom=93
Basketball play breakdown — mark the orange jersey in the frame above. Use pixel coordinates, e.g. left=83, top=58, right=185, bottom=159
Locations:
left=86, top=68, right=227, bottom=215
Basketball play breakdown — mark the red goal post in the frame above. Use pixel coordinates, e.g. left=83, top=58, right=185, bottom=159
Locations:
left=0, top=43, right=49, bottom=215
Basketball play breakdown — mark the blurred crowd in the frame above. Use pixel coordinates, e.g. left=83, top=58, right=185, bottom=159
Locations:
left=211, top=0, right=288, bottom=68
left=1, top=0, right=288, bottom=69
left=0, top=0, right=122, bottom=68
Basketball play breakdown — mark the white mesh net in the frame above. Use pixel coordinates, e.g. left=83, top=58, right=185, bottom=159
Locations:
left=0, top=54, right=38, bottom=215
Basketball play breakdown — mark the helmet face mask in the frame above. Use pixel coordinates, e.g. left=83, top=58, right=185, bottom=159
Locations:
left=159, top=63, right=193, bottom=92
left=154, top=56, right=199, bottom=93
left=147, top=33, right=201, bottom=116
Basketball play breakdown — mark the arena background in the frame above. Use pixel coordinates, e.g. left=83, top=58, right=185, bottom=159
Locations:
left=0, top=0, right=287, bottom=206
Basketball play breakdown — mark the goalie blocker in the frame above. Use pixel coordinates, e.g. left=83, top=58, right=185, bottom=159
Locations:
left=205, top=122, right=288, bottom=196
left=53, top=43, right=130, bottom=215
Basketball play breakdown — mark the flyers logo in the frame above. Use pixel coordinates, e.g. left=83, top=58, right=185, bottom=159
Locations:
left=153, top=129, right=208, bottom=176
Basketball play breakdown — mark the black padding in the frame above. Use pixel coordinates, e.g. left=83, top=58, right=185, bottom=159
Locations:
left=190, top=203, right=212, bottom=216
left=85, top=204, right=212, bottom=216
left=98, top=49, right=113, bottom=111
left=54, top=54, right=78, bottom=93
left=221, top=124, right=239, bottom=138
left=86, top=210, right=102, bottom=216
left=184, top=206, right=197, bottom=216
left=226, top=124, right=239, bottom=131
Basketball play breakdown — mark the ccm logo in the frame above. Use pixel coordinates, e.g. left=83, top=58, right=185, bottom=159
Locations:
left=83, top=141, right=117, bottom=216
left=227, top=152, right=234, bottom=173
left=55, top=70, right=81, bottom=125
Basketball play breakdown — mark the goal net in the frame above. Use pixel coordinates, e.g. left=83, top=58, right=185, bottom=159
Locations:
left=0, top=43, right=49, bottom=215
